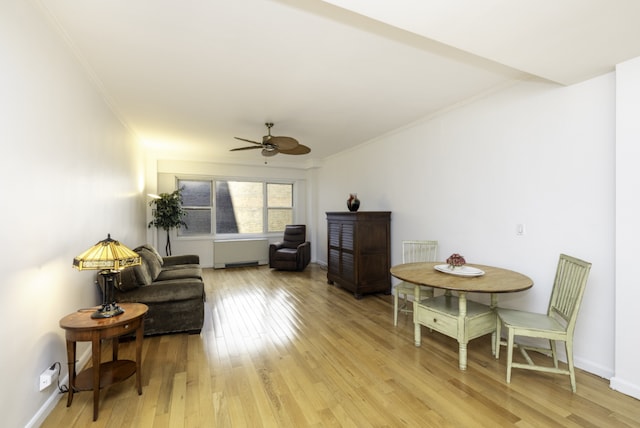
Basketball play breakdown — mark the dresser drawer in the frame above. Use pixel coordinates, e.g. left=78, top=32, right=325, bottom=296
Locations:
left=415, top=295, right=494, bottom=341
left=102, top=319, right=142, bottom=339
left=415, top=303, right=458, bottom=336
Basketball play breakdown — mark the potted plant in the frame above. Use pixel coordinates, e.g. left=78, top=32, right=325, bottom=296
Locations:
left=148, top=187, right=187, bottom=256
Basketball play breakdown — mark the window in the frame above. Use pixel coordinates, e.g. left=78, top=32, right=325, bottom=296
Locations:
left=174, top=178, right=294, bottom=236
left=178, top=179, right=212, bottom=235
left=267, top=183, right=293, bottom=232
left=216, top=180, right=293, bottom=234
left=216, top=181, right=263, bottom=234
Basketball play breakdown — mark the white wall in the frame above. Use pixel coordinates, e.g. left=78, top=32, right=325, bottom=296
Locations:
left=612, top=56, right=640, bottom=399
left=0, top=2, right=147, bottom=427
left=316, top=76, right=616, bottom=379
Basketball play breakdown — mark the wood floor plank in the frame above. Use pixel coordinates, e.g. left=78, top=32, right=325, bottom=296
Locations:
left=42, top=264, right=640, bottom=427
left=168, top=371, right=186, bottom=428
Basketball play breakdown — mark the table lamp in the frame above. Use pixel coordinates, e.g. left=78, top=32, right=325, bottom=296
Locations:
left=72, top=234, right=141, bottom=318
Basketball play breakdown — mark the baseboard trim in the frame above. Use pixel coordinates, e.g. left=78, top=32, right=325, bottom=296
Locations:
left=26, top=346, right=92, bottom=428
left=610, top=376, right=640, bottom=400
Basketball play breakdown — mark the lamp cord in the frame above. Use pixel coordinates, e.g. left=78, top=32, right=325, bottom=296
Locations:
left=51, top=361, right=69, bottom=393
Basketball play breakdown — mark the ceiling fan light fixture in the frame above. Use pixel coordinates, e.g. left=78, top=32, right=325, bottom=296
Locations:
left=232, top=122, right=310, bottom=156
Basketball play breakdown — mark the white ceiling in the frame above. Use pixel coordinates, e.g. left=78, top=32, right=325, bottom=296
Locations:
left=38, top=0, right=640, bottom=167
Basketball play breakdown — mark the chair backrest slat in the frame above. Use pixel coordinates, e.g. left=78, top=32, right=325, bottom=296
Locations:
left=402, top=240, right=438, bottom=264
left=548, top=254, right=592, bottom=330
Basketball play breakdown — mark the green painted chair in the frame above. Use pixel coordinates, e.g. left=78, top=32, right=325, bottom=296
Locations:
left=495, top=254, right=592, bottom=392
left=393, top=240, right=438, bottom=326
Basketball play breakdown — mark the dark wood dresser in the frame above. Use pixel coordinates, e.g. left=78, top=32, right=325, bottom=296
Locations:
left=326, top=211, right=391, bottom=298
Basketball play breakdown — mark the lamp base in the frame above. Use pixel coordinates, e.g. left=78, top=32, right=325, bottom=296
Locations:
left=91, top=303, right=125, bottom=319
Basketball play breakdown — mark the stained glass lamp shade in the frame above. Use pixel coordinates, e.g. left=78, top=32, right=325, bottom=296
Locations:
left=73, top=234, right=141, bottom=318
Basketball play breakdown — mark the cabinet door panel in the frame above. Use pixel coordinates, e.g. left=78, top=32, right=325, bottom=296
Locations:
left=329, top=248, right=340, bottom=275
left=342, top=252, right=354, bottom=282
left=328, top=222, right=341, bottom=247
left=358, top=224, right=387, bottom=252
left=358, top=254, right=388, bottom=284
left=341, top=223, right=354, bottom=251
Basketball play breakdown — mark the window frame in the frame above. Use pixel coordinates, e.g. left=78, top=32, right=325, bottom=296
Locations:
left=172, top=176, right=297, bottom=239
left=177, top=178, right=213, bottom=237
left=266, top=182, right=294, bottom=233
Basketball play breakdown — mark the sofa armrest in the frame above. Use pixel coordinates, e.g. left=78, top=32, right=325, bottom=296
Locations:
left=298, top=241, right=311, bottom=269
left=163, top=254, right=200, bottom=266
left=269, top=241, right=285, bottom=258
left=298, top=241, right=311, bottom=256
left=270, top=241, right=285, bottom=250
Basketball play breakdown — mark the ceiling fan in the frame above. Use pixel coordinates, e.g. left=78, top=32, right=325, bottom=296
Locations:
left=231, top=122, right=311, bottom=157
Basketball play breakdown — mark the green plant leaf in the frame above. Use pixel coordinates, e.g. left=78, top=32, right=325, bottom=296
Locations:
left=147, top=187, right=188, bottom=231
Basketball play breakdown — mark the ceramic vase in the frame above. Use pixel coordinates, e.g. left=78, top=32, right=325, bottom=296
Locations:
left=347, top=193, right=360, bottom=212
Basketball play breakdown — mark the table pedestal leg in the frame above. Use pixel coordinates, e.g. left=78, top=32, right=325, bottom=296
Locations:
left=458, top=292, right=468, bottom=370
left=490, top=293, right=498, bottom=356
left=65, top=340, right=76, bottom=407
left=135, top=322, right=144, bottom=394
left=113, top=337, right=119, bottom=361
left=414, top=284, right=422, bottom=347
left=92, top=334, right=101, bottom=421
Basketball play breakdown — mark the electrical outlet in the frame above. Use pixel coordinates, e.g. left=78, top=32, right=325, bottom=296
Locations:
left=39, top=365, right=58, bottom=391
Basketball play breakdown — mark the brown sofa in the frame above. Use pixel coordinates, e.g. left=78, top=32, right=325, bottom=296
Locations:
left=106, top=244, right=206, bottom=336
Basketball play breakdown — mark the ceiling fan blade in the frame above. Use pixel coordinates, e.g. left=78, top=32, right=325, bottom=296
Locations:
left=230, top=146, right=263, bottom=151
left=234, top=137, right=262, bottom=145
left=279, top=144, right=311, bottom=155
left=232, top=123, right=307, bottom=157
left=270, top=136, right=299, bottom=151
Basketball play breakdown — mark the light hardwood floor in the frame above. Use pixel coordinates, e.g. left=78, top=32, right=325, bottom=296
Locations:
left=42, top=264, right=639, bottom=427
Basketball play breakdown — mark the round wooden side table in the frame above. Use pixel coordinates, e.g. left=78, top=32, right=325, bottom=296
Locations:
left=59, top=302, right=148, bottom=421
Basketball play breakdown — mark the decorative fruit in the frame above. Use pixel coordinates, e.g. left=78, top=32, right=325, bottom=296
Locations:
left=446, top=253, right=466, bottom=269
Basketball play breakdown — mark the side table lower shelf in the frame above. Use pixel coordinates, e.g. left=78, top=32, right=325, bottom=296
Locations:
left=74, top=360, right=137, bottom=391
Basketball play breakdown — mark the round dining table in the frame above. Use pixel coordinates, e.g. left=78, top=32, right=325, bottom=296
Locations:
left=390, top=262, right=533, bottom=370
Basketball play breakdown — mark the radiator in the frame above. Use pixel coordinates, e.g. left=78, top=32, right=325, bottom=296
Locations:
left=213, top=239, right=269, bottom=268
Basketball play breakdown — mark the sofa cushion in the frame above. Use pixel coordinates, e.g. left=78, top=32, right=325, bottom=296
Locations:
left=160, top=263, right=200, bottom=272
left=137, top=247, right=163, bottom=280
left=115, top=268, right=140, bottom=291
left=135, top=244, right=164, bottom=266
left=132, top=261, right=153, bottom=286
left=116, top=278, right=204, bottom=303
left=156, top=266, right=202, bottom=281
left=163, top=254, right=200, bottom=266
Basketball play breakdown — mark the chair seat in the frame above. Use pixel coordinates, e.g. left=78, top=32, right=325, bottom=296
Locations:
left=497, top=308, right=566, bottom=334
left=395, top=281, right=431, bottom=294
left=272, top=248, right=298, bottom=258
